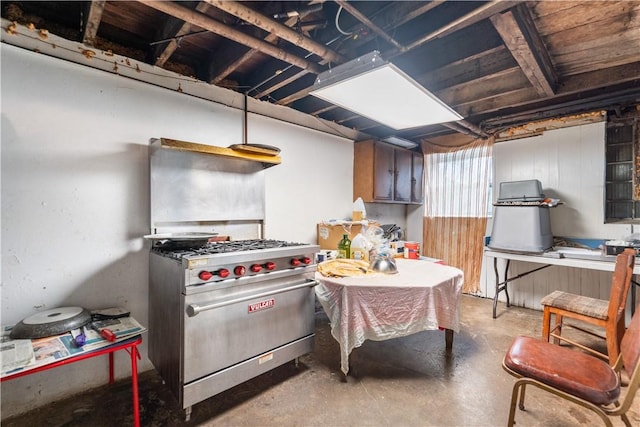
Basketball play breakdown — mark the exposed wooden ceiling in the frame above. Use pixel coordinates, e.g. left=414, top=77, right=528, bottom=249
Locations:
left=3, top=1, right=640, bottom=144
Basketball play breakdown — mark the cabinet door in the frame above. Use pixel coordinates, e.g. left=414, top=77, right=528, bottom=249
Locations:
left=411, top=152, right=424, bottom=204
left=373, top=143, right=395, bottom=201
left=394, top=148, right=412, bottom=202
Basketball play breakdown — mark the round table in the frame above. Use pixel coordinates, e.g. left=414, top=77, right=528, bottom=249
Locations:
left=315, top=258, right=464, bottom=374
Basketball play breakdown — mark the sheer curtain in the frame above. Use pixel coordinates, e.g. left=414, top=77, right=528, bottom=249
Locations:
left=421, top=135, right=493, bottom=293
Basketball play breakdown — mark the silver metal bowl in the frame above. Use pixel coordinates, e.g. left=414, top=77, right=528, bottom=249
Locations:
left=369, top=256, right=398, bottom=274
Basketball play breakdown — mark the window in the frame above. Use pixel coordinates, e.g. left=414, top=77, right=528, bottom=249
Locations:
left=605, top=110, right=640, bottom=223
left=424, top=142, right=493, bottom=218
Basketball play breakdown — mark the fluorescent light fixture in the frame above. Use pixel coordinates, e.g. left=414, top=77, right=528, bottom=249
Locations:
left=311, top=51, right=462, bottom=130
left=383, top=136, right=418, bottom=149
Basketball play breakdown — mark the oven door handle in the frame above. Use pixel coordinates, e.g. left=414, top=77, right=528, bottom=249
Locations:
left=186, top=279, right=318, bottom=316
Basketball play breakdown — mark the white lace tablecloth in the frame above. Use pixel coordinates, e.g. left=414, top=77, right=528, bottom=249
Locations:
left=315, top=258, right=464, bottom=374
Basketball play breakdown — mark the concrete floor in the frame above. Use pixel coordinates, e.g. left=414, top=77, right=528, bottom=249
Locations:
left=3, top=295, right=639, bottom=427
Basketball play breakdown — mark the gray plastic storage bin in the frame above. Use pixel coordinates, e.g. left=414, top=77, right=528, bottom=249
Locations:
left=489, top=205, right=553, bottom=253
left=498, top=179, right=544, bottom=201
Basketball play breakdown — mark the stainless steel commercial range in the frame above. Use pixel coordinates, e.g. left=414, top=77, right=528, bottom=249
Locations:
left=147, top=138, right=319, bottom=421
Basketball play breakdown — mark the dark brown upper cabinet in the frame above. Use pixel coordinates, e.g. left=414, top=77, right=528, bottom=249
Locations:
left=354, top=140, right=424, bottom=205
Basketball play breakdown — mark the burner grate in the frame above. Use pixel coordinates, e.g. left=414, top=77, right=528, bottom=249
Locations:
left=152, top=239, right=308, bottom=260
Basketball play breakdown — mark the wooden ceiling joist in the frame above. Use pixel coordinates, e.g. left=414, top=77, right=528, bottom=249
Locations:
left=310, top=104, right=338, bottom=116
left=138, top=0, right=323, bottom=74
left=490, top=5, right=558, bottom=97
left=210, top=9, right=310, bottom=85
left=335, top=0, right=404, bottom=51
left=253, top=69, right=310, bottom=100
left=558, top=62, right=640, bottom=95
left=205, top=0, right=346, bottom=65
left=387, top=0, right=518, bottom=58
left=394, top=1, right=447, bottom=27
left=418, top=45, right=517, bottom=92
left=152, top=2, right=213, bottom=67
left=81, top=0, right=105, bottom=47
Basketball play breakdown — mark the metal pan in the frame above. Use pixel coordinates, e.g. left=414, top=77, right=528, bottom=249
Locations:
left=228, top=143, right=281, bottom=156
left=10, top=306, right=92, bottom=339
left=144, top=232, right=218, bottom=250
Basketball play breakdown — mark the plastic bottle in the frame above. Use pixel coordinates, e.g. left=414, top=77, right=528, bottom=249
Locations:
left=350, top=233, right=369, bottom=261
left=337, top=234, right=351, bottom=259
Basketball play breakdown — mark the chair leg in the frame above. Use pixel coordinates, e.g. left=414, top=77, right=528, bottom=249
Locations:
left=542, top=307, right=551, bottom=342
left=509, top=378, right=615, bottom=427
left=615, top=317, right=626, bottom=361
left=605, top=321, right=619, bottom=366
left=617, top=317, right=625, bottom=346
left=552, top=314, right=563, bottom=345
left=507, top=382, right=522, bottom=427
left=518, top=383, right=527, bottom=410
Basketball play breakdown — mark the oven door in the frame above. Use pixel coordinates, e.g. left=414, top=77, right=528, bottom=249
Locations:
left=183, top=277, right=316, bottom=383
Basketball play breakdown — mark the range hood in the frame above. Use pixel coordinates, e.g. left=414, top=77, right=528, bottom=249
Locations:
left=153, top=137, right=281, bottom=169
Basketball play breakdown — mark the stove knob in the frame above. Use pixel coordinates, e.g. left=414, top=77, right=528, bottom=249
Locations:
left=198, top=271, right=213, bottom=281
left=250, top=264, right=262, bottom=273
left=290, top=258, right=301, bottom=267
left=217, top=268, right=230, bottom=278
left=300, top=256, right=311, bottom=265
left=264, top=262, right=276, bottom=271
left=234, top=265, right=246, bottom=276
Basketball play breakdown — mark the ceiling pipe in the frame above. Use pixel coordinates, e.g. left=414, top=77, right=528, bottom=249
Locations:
left=394, top=1, right=447, bottom=26
left=212, top=4, right=318, bottom=85
left=204, top=0, right=347, bottom=65
left=335, top=0, right=404, bottom=51
left=254, top=69, right=309, bottom=99
left=138, top=0, right=323, bottom=74
left=251, top=33, right=344, bottom=98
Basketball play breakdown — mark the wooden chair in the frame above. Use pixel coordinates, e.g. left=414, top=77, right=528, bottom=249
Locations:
left=503, top=308, right=640, bottom=426
left=540, top=248, right=635, bottom=365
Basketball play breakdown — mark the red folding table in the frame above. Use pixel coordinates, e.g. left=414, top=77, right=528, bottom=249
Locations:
left=1, top=335, right=143, bottom=427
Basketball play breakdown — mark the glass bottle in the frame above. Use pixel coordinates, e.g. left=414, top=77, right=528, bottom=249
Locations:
left=337, top=234, right=351, bottom=259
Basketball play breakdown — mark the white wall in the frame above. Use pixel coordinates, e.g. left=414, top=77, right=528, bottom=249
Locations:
left=0, top=45, right=353, bottom=418
left=482, top=123, right=635, bottom=312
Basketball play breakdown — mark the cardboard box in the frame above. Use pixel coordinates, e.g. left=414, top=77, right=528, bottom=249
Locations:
left=317, top=221, right=378, bottom=250
left=390, top=241, right=405, bottom=257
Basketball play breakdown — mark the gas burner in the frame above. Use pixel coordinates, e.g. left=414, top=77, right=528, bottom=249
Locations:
left=152, top=239, right=308, bottom=260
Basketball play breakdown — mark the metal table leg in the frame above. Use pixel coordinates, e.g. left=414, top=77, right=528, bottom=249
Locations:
left=493, top=258, right=511, bottom=319
left=492, top=257, right=551, bottom=318
left=129, top=344, right=140, bottom=427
